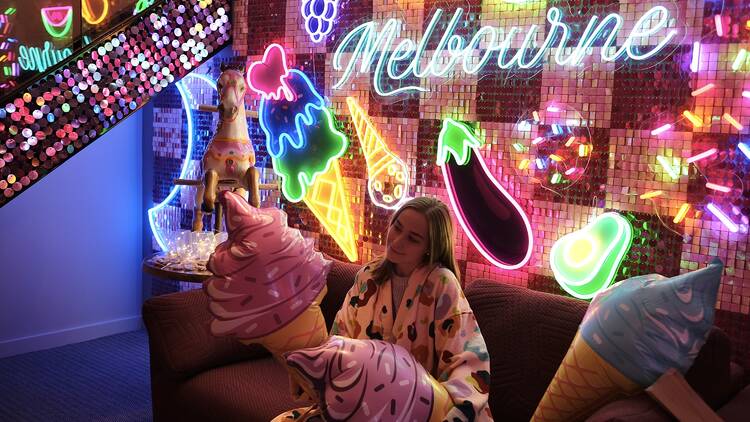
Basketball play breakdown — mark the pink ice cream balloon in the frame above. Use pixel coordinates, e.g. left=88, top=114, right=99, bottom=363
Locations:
left=204, top=190, right=331, bottom=339
left=285, top=335, right=441, bottom=422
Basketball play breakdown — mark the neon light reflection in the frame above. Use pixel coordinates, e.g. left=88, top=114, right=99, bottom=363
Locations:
left=82, top=0, right=109, bottom=25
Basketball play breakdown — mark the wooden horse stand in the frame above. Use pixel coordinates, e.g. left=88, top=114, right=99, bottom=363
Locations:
left=178, top=178, right=276, bottom=233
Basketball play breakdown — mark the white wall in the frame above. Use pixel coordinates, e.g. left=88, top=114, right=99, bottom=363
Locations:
left=0, top=109, right=144, bottom=358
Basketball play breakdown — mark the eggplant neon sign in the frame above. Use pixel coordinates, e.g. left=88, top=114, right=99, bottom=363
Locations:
left=436, top=119, right=533, bottom=270
left=333, top=6, right=678, bottom=96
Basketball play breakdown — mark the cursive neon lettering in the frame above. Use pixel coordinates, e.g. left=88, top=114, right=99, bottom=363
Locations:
left=333, top=6, right=678, bottom=96
left=623, top=6, right=678, bottom=60
left=18, top=41, right=72, bottom=72
left=332, top=19, right=425, bottom=96
left=462, top=26, right=497, bottom=74
left=18, top=46, right=29, bottom=70
left=442, top=33, right=466, bottom=77
left=494, top=27, right=517, bottom=69
left=411, top=9, right=443, bottom=78
left=429, top=8, right=463, bottom=77
left=387, top=38, right=416, bottom=80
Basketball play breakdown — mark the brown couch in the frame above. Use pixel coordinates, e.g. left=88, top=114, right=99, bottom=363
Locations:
left=143, top=260, right=749, bottom=421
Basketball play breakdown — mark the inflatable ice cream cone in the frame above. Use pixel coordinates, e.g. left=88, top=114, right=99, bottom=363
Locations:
left=428, top=376, right=455, bottom=422
left=249, top=44, right=358, bottom=262
left=203, top=190, right=333, bottom=399
left=532, top=258, right=724, bottom=421
left=252, top=287, right=328, bottom=356
left=531, top=333, right=639, bottom=422
left=249, top=286, right=329, bottom=403
left=284, top=336, right=455, bottom=422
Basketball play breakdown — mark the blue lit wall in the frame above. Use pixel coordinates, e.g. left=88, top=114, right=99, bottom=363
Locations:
left=0, top=109, right=144, bottom=358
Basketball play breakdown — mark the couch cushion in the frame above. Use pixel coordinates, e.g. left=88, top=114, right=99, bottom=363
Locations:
left=143, top=259, right=361, bottom=381
left=729, top=363, right=746, bottom=396
left=465, top=280, right=589, bottom=421
left=176, top=357, right=313, bottom=421
left=585, top=328, right=738, bottom=422
left=682, top=327, right=733, bottom=408
left=319, top=259, right=361, bottom=331
left=587, top=363, right=748, bottom=422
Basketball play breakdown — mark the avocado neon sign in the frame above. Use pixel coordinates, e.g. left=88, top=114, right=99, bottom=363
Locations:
left=333, top=6, right=678, bottom=97
left=550, top=212, right=633, bottom=300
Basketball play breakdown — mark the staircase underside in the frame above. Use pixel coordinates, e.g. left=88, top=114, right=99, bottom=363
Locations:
left=0, top=0, right=232, bottom=207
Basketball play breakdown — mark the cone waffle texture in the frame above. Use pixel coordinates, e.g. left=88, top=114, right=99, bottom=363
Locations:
left=303, top=160, right=358, bottom=261
left=531, top=333, right=639, bottom=422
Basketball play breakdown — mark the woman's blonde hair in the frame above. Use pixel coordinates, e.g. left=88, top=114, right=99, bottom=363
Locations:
left=370, top=196, right=460, bottom=284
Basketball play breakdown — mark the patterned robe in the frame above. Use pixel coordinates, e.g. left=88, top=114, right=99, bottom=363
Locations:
left=330, top=262, right=493, bottom=422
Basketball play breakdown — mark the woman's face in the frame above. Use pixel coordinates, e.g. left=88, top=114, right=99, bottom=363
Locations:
left=385, top=208, right=429, bottom=271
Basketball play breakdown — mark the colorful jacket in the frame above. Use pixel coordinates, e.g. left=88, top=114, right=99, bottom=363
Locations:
left=330, top=262, right=493, bottom=421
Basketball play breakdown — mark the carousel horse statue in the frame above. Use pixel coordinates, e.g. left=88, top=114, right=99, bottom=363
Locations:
left=192, top=63, right=260, bottom=232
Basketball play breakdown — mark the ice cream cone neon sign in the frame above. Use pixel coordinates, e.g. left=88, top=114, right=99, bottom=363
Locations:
left=346, top=96, right=410, bottom=210
left=246, top=43, right=294, bottom=102
left=251, top=43, right=358, bottom=261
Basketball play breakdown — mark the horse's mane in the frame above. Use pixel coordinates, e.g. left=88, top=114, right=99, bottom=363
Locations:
left=219, top=62, right=246, bottom=75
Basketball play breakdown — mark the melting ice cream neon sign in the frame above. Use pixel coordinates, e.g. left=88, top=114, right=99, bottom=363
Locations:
left=333, top=6, right=679, bottom=96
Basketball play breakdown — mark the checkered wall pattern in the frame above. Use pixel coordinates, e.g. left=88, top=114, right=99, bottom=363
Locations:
left=151, top=0, right=750, bottom=374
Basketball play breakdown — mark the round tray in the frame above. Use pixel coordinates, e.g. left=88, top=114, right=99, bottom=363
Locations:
left=142, top=252, right=213, bottom=283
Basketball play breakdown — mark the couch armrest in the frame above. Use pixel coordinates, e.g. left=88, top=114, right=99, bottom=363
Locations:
left=142, top=288, right=269, bottom=381
left=585, top=394, right=673, bottom=422
left=718, top=384, right=750, bottom=421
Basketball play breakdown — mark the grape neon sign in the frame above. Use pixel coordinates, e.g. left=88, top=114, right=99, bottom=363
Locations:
left=333, top=6, right=679, bottom=97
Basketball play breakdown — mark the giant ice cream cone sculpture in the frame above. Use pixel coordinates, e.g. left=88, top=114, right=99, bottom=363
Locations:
left=204, top=190, right=332, bottom=398
left=285, top=336, right=454, bottom=422
left=532, top=333, right=639, bottom=421
left=248, top=44, right=358, bottom=261
left=532, top=258, right=724, bottom=421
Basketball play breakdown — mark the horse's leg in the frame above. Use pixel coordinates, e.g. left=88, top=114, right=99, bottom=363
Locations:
left=193, top=208, right=204, bottom=232
left=193, top=183, right=205, bottom=231
left=245, top=166, right=260, bottom=208
left=202, top=169, right=219, bottom=213
left=214, top=200, right=224, bottom=233
left=233, top=187, right=247, bottom=198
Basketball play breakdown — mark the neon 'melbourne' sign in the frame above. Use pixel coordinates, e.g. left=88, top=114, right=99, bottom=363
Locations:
left=333, top=6, right=678, bottom=96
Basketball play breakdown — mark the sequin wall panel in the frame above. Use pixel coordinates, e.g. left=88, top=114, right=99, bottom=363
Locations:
left=178, top=0, right=748, bottom=367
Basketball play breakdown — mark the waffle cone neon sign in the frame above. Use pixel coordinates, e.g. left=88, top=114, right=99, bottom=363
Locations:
left=333, top=6, right=678, bottom=97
